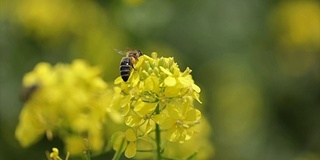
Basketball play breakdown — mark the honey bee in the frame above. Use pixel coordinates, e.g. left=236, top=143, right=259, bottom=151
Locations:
left=20, top=84, right=39, bottom=102
left=118, top=49, right=143, bottom=82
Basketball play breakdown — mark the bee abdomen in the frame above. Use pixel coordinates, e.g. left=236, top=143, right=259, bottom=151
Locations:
left=120, top=65, right=131, bottom=75
left=120, top=57, right=132, bottom=82
left=120, top=67, right=130, bottom=82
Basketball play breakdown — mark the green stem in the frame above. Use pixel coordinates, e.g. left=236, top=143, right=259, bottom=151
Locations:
left=155, top=104, right=162, bottom=160
left=65, top=152, right=70, bottom=160
left=83, top=143, right=91, bottom=160
left=136, top=149, right=155, bottom=152
left=112, top=138, right=125, bottom=160
left=83, top=150, right=91, bottom=160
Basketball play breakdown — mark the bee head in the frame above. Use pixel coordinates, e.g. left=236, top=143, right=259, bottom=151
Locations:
left=137, top=50, right=143, bottom=56
left=128, top=50, right=143, bottom=60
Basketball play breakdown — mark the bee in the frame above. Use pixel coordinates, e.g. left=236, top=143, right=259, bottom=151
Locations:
left=20, top=84, right=39, bottom=102
left=118, top=49, right=143, bottom=82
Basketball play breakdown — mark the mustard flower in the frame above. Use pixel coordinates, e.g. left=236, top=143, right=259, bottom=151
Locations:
left=49, top=148, right=62, bottom=160
left=111, top=52, right=202, bottom=159
left=112, top=129, right=138, bottom=158
left=161, top=117, right=214, bottom=159
left=48, top=147, right=69, bottom=160
left=154, top=99, right=201, bottom=143
left=16, top=59, right=114, bottom=156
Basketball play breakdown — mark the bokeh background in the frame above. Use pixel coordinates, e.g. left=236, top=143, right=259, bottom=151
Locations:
left=1, top=0, right=319, bottom=159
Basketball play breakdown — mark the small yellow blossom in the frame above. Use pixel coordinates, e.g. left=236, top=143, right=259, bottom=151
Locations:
left=112, top=129, right=138, bottom=158
left=155, top=99, right=201, bottom=143
left=48, top=147, right=70, bottom=160
left=162, top=117, right=214, bottom=159
left=16, top=59, right=114, bottom=156
left=125, top=129, right=138, bottom=158
left=50, top=148, right=61, bottom=160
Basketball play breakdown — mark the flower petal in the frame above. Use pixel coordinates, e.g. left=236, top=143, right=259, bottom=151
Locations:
left=160, top=66, right=173, bottom=76
left=167, top=104, right=181, bottom=119
left=192, top=83, right=201, bottom=93
left=111, top=132, right=126, bottom=152
left=144, top=76, right=160, bottom=92
left=177, top=76, right=191, bottom=87
left=124, top=141, right=137, bottom=158
left=145, top=120, right=155, bottom=134
left=164, top=86, right=181, bottom=97
left=192, top=91, right=202, bottom=104
left=125, top=129, right=137, bottom=141
left=160, top=117, right=176, bottom=129
left=125, top=114, right=142, bottom=127
left=185, top=108, right=201, bottom=121
left=114, top=76, right=123, bottom=84
left=166, top=126, right=180, bottom=142
left=152, top=113, right=166, bottom=124
left=178, top=127, right=187, bottom=143
left=164, top=76, right=177, bottom=86
left=134, top=100, right=157, bottom=115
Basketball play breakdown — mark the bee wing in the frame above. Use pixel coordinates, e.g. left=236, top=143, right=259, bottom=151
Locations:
left=114, top=48, right=133, bottom=56
left=114, top=48, right=125, bottom=55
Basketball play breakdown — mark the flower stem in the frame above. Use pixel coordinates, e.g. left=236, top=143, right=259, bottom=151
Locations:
left=112, top=138, right=125, bottom=160
left=155, top=104, right=162, bottom=160
left=136, top=149, right=155, bottom=152
left=83, top=150, right=91, bottom=160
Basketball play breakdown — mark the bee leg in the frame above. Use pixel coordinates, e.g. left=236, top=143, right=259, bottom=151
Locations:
left=130, top=57, right=137, bottom=70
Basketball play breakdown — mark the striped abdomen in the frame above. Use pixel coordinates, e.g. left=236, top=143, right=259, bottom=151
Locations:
left=120, top=57, right=132, bottom=82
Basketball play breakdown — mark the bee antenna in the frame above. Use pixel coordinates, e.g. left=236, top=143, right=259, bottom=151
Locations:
left=114, top=48, right=123, bottom=55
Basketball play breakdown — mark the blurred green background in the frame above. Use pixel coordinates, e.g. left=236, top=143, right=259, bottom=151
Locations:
left=0, top=0, right=319, bottom=159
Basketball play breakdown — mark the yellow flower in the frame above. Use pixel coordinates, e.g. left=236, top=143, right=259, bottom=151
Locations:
left=112, top=129, right=138, bottom=158
left=49, top=148, right=62, bottom=160
left=155, top=99, right=201, bottom=143
left=162, top=117, right=214, bottom=159
left=16, top=59, right=114, bottom=156
left=111, top=52, right=202, bottom=159
left=113, top=52, right=201, bottom=133
left=48, top=147, right=69, bottom=160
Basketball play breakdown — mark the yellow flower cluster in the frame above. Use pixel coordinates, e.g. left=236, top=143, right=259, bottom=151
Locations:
left=15, top=60, right=113, bottom=155
left=111, top=52, right=202, bottom=158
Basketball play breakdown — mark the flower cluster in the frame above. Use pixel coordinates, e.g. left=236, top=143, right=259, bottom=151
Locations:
left=15, top=60, right=113, bottom=155
left=15, top=52, right=212, bottom=159
left=111, top=52, right=202, bottom=158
